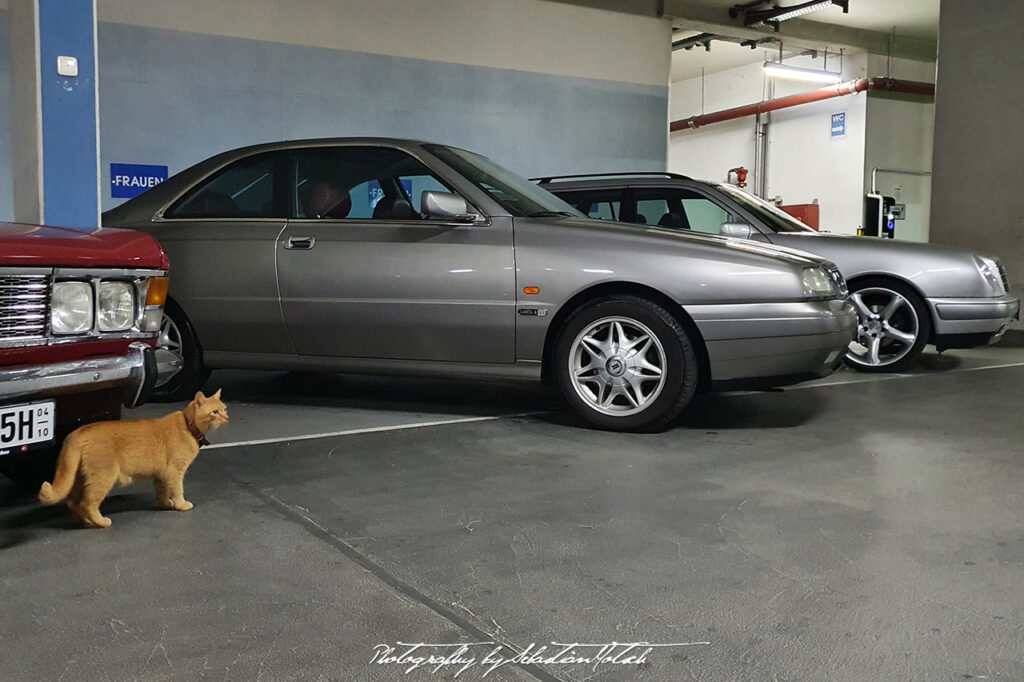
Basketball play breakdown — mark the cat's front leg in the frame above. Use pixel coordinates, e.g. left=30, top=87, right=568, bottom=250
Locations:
left=166, top=474, right=193, bottom=511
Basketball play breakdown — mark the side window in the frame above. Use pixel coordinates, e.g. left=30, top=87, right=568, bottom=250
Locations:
left=635, top=188, right=747, bottom=235
left=167, top=152, right=279, bottom=219
left=681, top=197, right=732, bottom=235
left=291, top=146, right=457, bottom=221
left=558, top=190, right=623, bottom=221
left=635, top=197, right=673, bottom=226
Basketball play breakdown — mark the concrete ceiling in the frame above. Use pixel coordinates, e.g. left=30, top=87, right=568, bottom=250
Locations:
left=668, top=0, right=939, bottom=80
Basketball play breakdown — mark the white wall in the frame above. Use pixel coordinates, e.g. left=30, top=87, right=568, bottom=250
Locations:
left=669, top=60, right=762, bottom=186
left=670, top=51, right=936, bottom=239
left=766, top=53, right=868, bottom=235
left=670, top=52, right=869, bottom=235
left=863, top=55, right=936, bottom=243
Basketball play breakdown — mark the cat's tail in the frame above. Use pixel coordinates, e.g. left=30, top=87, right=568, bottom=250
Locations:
left=38, top=436, right=81, bottom=504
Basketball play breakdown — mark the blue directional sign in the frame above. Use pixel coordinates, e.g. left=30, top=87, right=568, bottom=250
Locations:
left=368, top=179, right=414, bottom=208
left=830, top=112, right=846, bottom=138
left=110, top=163, right=168, bottom=198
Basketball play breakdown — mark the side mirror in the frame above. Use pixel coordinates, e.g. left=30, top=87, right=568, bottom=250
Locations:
left=421, top=191, right=479, bottom=223
left=721, top=222, right=754, bottom=239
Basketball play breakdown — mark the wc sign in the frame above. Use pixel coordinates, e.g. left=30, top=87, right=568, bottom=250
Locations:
left=110, top=163, right=168, bottom=198
left=830, top=111, right=846, bottom=138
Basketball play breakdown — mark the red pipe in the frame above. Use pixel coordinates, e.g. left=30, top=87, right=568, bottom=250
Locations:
left=670, top=78, right=935, bottom=132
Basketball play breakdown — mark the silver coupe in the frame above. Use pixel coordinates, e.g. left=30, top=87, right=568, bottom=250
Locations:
left=103, top=139, right=855, bottom=431
left=541, top=173, right=1019, bottom=372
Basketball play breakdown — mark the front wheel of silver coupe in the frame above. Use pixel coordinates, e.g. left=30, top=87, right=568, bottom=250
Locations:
left=844, top=278, right=932, bottom=373
left=554, top=296, right=698, bottom=432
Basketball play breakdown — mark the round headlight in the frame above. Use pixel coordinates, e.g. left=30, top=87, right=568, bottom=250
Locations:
left=98, top=281, right=135, bottom=331
left=51, top=281, right=94, bottom=334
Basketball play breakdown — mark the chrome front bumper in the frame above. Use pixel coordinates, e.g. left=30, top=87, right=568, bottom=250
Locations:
left=0, top=342, right=157, bottom=408
left=928, top=295, right=1020, bottom=336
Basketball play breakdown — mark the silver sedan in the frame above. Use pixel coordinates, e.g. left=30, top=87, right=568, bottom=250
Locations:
left=104, top=139, right=855, bottom=430
left=542, top=174, right=1020, bottom=372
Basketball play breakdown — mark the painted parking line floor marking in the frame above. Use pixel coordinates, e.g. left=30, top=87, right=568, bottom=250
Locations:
left=205, top=411, right=546, bottom=450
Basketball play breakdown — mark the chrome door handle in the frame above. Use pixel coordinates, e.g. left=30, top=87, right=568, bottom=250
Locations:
left=285, top=236, right=315, bottom=250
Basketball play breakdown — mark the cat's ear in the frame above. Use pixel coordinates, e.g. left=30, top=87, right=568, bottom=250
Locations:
left=212, top=388, right=222, bottom=399
left=194, top=391, right=206, bottom=406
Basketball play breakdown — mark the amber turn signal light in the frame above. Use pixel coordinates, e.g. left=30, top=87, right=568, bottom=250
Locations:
left=523, top=286, right=540, bottom=295
left=146, top=276, right=170, bottom=306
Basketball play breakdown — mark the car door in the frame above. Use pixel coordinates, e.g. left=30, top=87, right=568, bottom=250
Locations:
left=148, top=150, right=293, bottom=355
left=276, top=145, right=516, bottom=363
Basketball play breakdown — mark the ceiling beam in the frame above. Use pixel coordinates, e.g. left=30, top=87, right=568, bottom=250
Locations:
left=541, top=0, right=936, bottom=61
left=663, top=0, right=936, bottom=60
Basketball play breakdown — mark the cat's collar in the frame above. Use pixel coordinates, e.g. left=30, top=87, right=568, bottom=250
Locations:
left=184, top=414, right=210, bottom=447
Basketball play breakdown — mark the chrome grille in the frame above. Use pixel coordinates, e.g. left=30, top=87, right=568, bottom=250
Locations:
left=997, top=262, right=1009, bottom=293
left=0, top=274, right=50, bottom=343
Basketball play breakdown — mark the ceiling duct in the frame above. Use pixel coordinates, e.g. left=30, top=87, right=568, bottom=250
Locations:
left=730, top=0, right=849, bottom=32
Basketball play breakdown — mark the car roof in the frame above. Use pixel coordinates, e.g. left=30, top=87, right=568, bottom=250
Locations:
left=536, top=173, right=716, bottom=191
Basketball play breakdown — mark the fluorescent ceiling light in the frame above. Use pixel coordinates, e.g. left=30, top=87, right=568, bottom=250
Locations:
left=763, top=62, right=842, bottom=84
left=771, top=0, right=833, bottom=22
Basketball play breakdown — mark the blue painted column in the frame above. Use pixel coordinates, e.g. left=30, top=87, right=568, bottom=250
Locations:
left=10, top=0, right=99, bottom=230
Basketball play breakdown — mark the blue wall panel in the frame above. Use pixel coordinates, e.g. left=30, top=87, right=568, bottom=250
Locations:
left=39, top=0, right=99, bottom=228
left=0, top=10, right=13, bottom=222
left=97, top=23, right=667, bottom=211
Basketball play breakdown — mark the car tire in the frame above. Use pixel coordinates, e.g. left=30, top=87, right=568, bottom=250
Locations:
left=844, top=278, right=932, bottom=373
left=150, top=298, right=209, bottom=402
left=554, top=296, right=698, bottom=432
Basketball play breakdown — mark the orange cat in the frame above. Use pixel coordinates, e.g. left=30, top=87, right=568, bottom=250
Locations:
left=38, top=389, right=229, bottom=528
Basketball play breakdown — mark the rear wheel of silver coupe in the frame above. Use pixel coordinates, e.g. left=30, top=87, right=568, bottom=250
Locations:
left=151, top=298, right=209, bottom=402
left=844, top=278, right=932, bottom=373
left=554, top=296, right=698, bottom=431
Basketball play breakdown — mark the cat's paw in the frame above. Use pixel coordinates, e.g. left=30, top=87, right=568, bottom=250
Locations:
left=174, top=500, right=194, bottom=511
left=89, top=516, right=112, bottom=528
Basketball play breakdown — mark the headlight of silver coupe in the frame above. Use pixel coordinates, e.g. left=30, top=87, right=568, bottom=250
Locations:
left=98, top=281, right=135, bottom=331
left=51, top=281, right=94, bottom=334
left=974, top=255, right=1006, bottom=296
left=801, top=266, right=838, bottom=297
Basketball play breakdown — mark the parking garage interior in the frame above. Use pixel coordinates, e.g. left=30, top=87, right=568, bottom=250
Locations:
left=1, top=1, right=1022, bottom=681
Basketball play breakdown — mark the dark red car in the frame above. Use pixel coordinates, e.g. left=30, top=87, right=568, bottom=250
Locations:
left=0, top=223, right=169, bottom=485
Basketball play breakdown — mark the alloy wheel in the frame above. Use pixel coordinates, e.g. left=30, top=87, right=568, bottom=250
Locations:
left=154, top=313, right=185, bottom=388
left=846, top=287, right=920, bottom=368
left=568, top=316, right=668, bottom=416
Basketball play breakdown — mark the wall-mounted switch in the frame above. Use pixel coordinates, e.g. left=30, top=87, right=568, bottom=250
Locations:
left=57, top=56, right=78, bottom=77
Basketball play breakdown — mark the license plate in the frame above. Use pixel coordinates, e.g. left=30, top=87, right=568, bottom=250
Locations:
left=0, top=400, right=56, bottom=456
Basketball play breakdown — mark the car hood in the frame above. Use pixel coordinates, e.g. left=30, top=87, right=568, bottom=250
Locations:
left=781, top=231, right=988, bottom=259
left=0, top=222, right=170, bottom=269
left=769, top=231, right=1000, bottom=297
left=551, top=216, right=833, bottom=269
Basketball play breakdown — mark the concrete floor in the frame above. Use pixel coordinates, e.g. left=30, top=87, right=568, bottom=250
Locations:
left=1, top=346, right=1023, bottom=681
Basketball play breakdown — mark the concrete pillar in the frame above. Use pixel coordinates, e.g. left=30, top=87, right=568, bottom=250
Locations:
left=930, top=0, right=1023, bottom=335
left=9, top=0, right=99, bottom=229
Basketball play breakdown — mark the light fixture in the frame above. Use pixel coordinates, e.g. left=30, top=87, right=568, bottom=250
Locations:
left=763, top=61, right=842, bottom=84
left=732, top=0, right=848, bottom=32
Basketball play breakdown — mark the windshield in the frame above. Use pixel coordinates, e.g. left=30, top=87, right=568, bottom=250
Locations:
left=716, top=183, right=817, bottom=233
left=425, top=145, right=585, bottom=218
